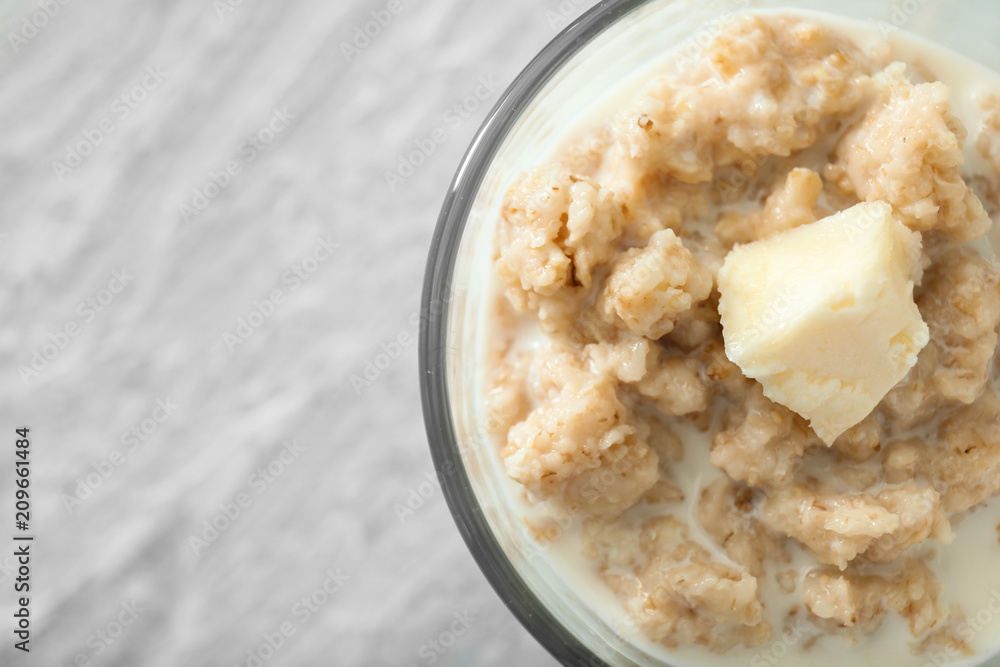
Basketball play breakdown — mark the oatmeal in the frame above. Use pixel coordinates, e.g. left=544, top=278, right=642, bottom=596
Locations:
left=482, top=11, right=1000, bottom=664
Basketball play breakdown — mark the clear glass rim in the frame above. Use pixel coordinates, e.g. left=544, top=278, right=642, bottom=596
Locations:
left=418, top=1, right=650, bottom=664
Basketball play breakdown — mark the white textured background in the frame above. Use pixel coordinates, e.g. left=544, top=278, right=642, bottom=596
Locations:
left=0, top=0, right=601, bottom=665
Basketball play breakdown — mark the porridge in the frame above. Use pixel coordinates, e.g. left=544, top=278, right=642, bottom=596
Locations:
left=481, top=11, right=1000, bottom=665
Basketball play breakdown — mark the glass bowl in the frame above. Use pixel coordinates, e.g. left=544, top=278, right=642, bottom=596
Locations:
left=419, top=0, right=1000, bottom=665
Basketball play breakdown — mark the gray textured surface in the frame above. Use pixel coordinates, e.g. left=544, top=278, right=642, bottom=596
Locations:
left=0, top=0, right=601, bottom=665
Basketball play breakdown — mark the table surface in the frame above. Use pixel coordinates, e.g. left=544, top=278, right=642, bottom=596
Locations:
left=0, top=0, right=602, bottom=665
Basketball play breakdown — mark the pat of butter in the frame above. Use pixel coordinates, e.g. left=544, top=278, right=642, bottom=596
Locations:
left=717, top=201, right=929, bottom=445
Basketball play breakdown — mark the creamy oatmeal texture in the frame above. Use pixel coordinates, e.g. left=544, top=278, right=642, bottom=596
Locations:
left=484, top=12, right=1000, bottom=662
